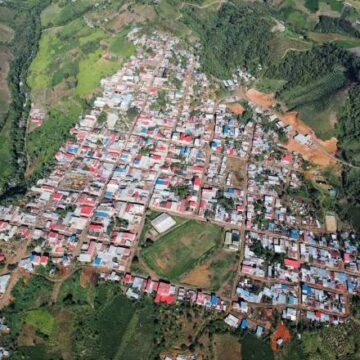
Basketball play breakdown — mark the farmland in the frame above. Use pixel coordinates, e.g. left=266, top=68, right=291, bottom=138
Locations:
left=141, top=220, right=223, bottom=281
left=25, top=1, right=136, bottom=177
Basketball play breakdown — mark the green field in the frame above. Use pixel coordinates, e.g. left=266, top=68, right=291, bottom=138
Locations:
left=142, top=220, right=223, bottom=281
left=0, top=118, right=14, bottom=178
left=269, top=32, right=312, bottom=62
left=25, top=309, right=55, bottom=336
left=110, top=28, right=136, bottom=56
left=241, top=333, right=274, bottom=360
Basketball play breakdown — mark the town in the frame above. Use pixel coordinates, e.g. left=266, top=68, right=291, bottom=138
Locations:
left=0, top=28, right=359, bottom=354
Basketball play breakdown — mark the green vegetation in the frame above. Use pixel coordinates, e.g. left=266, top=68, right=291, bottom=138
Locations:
left=142, top=220, right=222, bottom=281
left=110, top=27, right=136, bottom=56
left=1, top=271, right=277, bottom=359
left=241, top=333, right=274, bottom=360
left=25, top=309, right=55, bottom=336
left=182, top=2, right=274, bottom=78
left=305, top=0, right=319, bottom=13
left=0, top=0, right=50, bottom=196
left=269, top=32, right=312, bottom=63
left=280, top=68, right=347, bottom=109
left=338, top=84, right=360, bottom=164
left=315, top=15, right=360, bottom=37
left=296, top=87, right=347, bottom=140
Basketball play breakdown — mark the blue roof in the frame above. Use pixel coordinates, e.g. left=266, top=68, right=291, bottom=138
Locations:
left=302, top=284, right=312, bottom=295
left=241, top=319, right=247, bottom=329
left=95, top=211, right=109, bottom=218
left=211, top=294, right=218, bottom=305
left=94, top=257, right=102, bottom=266
left=104, top=191, right=113, bottom=199
left=156, top=178, right=166, bottom=185
left=291, top=229, right=299, bottom=240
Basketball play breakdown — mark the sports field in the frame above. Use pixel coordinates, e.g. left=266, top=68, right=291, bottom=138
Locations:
left=141, top=220, right=223, bottom=281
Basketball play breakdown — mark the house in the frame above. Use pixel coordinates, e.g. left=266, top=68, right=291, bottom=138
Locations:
left=224, top=314, right=240, bottom=328
left=151, top=213, right=176, bottom=234
left=0, top=275, right=10, bottom=294
left=155, top=282, right=176, bottom=304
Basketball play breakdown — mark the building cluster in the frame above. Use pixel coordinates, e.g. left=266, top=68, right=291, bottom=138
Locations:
left=0, top=30, right=358, bottom=333
left=119, top=272, right=226, bottom=311
left=234, top=230, right=358, bottom=325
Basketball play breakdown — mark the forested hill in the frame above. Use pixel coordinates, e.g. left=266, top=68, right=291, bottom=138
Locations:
left=182, top=2, right=274, bottom=78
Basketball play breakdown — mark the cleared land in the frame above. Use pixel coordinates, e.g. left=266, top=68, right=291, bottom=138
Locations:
left=141, top=220, right=223, bottom=281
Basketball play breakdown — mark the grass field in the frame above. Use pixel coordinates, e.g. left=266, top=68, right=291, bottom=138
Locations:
left=241, top=333, right=274, bottom=360
left=25, top=309, right=55, bottom=336
left=0, top=118, right=14, bottom=177
left=308, top=31, right=360, bottom=48
left=142, top=220, right=223, bottom=281
left=214, top=334, right=241, bottom=360
left=110, top=27, right=136, bottom=56
left=180, top=249, right=238, bottom=292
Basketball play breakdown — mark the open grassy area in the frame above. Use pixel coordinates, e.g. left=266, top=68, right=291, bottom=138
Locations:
left=141, top=220, right=223, bottom=281
left=214, top=333, right=241, bottom=360
left=308, top=31, right=360, bottom=48
left=110, top=27, right=136, bottom=56
left=241, top=333, right=274, bottom=360
left=24, top=309, right=55, bottom=336
left=180, top=249, right=238, bottom=292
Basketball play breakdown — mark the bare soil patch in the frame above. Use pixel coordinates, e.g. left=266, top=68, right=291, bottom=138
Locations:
left=227, top=102, right=245, bottom=115
left=271, top=322, right=291, bottom=351
left=246, top=88, right=274, bottom=108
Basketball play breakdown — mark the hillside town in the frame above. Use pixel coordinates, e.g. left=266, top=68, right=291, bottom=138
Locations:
left=0, top=29, right=359, bottom=350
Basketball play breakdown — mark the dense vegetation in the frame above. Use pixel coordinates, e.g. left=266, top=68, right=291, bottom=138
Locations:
left=182, top=2, right=274, bottom=78
left=0, top=0, right=50, bottom=195
left=315, top=15, right=360, bottom=37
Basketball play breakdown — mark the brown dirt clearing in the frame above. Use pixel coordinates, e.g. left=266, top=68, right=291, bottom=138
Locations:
left=227, top=102, right=245, bottom=115
left=246, top=88, right=274, bottom=108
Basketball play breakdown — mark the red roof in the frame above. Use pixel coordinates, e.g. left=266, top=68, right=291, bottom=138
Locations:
left=80, top=206, right=93, bottom=216
left=123, top=273, right=133, bottom=284
left=193, top=177, right=201, bottom=186
left=154, top=282, right=175, bottom=304
left=52, top=193, right=63, bottom=201
left=284, top=258, right=300, bottom=269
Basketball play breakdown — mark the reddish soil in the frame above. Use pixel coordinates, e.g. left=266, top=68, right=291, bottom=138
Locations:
left=246, top=88, right=274, bottom=108
left=271, top=322, right=291, bottom=351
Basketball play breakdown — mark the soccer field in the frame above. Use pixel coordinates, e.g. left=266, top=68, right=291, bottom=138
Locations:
left=141, top=220, right=223, bottom=281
